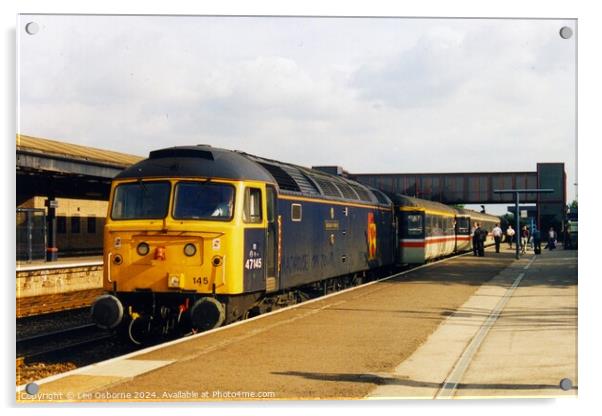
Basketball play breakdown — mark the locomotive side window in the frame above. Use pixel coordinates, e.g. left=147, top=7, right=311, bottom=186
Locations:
left=173, top=182, right=235, bottom=220
left=111, top=181, right=171, bottom=220
left=243, top=187, right=263, bottom=224
left=291, top=204, right=302, bottom=222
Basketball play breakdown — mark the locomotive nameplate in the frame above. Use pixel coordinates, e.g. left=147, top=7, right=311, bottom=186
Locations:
left=324, top=220, right=340, bottom=230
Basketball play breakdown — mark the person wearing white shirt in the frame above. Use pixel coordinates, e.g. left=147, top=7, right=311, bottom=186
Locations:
left=546, top=227, right=557, bottom=250
left=506, top=225, right=515, bottom=249
left=492, top=223, right=503, bottom=253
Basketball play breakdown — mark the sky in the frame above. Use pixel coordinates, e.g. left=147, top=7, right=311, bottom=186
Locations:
left=16, top=15, right=577, bottom=214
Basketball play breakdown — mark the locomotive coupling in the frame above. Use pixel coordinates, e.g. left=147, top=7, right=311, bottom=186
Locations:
left=91, top=294, right=124, bottom=329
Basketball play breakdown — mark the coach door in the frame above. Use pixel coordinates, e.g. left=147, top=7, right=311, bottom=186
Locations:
left=265, top=185, right=279, bottom=292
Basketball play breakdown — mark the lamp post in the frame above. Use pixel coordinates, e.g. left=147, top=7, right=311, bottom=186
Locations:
left=493, top=188, right=554, bottom=260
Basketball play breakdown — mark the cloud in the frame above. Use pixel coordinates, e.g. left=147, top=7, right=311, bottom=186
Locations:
left=17, top=16, right=576, bottom=204
left=351, top=28, right=472, bottom=109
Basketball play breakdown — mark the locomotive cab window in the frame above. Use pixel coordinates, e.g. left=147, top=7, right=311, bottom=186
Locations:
left=112, top=181, right=171, bottom=220
left=291, top=203, right=302, bottom=222
left=243, top=187, right=262, bottom=224
left=173, top=182, right=235, bottom=221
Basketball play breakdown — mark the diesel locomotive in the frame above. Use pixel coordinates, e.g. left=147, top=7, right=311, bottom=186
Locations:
left=91, top=145, right=499, bottom=343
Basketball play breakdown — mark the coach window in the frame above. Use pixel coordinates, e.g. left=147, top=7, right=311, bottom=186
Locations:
left=405, top=214, right=423, bottom=237
left=457, top=218, right=469, bottom=234
left=291, top=204, right=302, bottom=222
left=243, top=187, right=262, bottom=224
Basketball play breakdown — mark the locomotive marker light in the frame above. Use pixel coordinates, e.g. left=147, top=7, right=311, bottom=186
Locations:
left=493, top=188, right=554, bottom=259
left=154, top=246, right=166, bottom=260
left=137, top=242, right=150, bottom=256
left=184, top=243, right=196, bottom=256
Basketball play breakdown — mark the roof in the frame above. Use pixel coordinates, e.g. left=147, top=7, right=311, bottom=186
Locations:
left=456, top=208, right=500, bottom=223
left=116, top=145, right=276, bottom=183
left=388, top=194, right=458, bottom=216
left=240, top=151, right=383, bottom=205
left=118, top=145, right=385, bottom=206
left=16, top=134, right=144, bottom=167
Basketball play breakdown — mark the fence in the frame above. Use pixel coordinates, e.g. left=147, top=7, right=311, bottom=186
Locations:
left=16, top=208, right=46, bottom=261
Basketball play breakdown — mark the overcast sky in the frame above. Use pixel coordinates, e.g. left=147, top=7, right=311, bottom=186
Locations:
left=17, top=15, right=576, bottom=212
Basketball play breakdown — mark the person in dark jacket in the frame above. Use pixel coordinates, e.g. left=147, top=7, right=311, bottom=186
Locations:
left=472, top=222, right=481, bottom=256
left=478, top=225, right=487, bottom=257
left=532, top=227, right=542, bottom=254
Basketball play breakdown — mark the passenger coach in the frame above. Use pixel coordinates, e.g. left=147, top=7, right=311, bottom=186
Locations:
left=457, top=208, right=499, bottom=247
left=389, top=194, right=457, bottom=264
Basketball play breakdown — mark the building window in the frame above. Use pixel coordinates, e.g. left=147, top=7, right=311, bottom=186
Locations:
left=57, top=216, right=67, bottom=234
left=71, top=216, right=80, bottom=234
left=87, top=216, right=96, bottom=234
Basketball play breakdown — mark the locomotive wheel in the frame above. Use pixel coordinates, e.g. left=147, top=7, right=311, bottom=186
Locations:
left=190, top=297, right=225, bottom=332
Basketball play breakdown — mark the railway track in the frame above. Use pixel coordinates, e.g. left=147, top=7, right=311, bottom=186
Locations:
left=17, top=324, right=113, bottom=366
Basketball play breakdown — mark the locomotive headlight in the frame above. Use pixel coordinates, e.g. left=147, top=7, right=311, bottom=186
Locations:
left=183, top=243, right=197, bottom=257
left=137, top=242, right=150, bottom=256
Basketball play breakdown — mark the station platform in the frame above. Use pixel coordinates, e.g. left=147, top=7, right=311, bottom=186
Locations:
left=16, top=256, right=103, bottom=317
left=17, top=247, right=577, bottom=402
left=16, top=256, right=102, bottom=272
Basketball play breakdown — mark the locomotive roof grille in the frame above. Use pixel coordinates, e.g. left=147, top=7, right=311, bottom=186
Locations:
left=335, top=182, right=360, bottom=200
left=308, top=175, right=344, bottom=198
left=281, top=166, right=320, bottom=194
left=258, top=162, right=301, bottom=192
left=349, top=184, right=374, bottom=202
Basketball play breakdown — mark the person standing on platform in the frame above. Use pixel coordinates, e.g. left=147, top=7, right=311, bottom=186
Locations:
left=472, top=222, right=481, bottom=256
left=533, top=227, right=542, bottom=254
left=478, top=225, right=487, bottom=257
left=546, top=227, right=557, bottom=250
left=506, top=225, right=515, bottom=249
left=492, top=223, right=502, bottom=253
left=521, top=226, right=530, bottom=254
